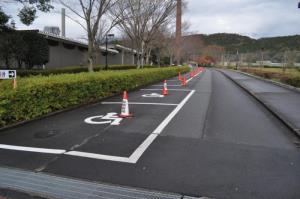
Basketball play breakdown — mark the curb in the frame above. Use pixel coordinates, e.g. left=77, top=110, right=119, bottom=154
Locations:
left=218, top=69, right=300, bottom=139
left=232, top=69, right=300, bottom=94
left=0, top=166, right=211, bottom=199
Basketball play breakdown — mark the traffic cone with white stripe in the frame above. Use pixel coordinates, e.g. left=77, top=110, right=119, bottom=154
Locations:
left=178, top=72, right=182, bottom=81
left=119, top=91, right=133, bottom=118
left=162, top=80, right=168, bottom=96
left=190, top=71, right=194, bottom=78
left=181, top=76, right=187, bottom=86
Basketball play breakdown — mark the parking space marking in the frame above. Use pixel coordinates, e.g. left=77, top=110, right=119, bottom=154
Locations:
left=0, top=144, right=66, bottom=154
left=153, top=85, right=181, bottom=87
left=128, top=90, right=195, bottom=163
left=0, top=81, right=198, bottom=163
left=141, top=89, right=192, bottom=92
left=101, top=102, right=178, bottom=106
left=186, top=71, right=202, bottom=83
left=65, top=151, right=133, bottom=163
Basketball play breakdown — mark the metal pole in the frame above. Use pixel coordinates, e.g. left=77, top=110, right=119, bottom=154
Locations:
left=61, top=8, right=66, bottom=37
left=105, top=35, right=108, bottom=70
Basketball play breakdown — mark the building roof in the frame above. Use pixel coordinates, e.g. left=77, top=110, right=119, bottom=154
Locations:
left=21, top=30, right=119, bottom=54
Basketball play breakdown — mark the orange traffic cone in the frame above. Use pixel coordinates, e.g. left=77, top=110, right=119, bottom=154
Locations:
left=178, top=72, right=182, bottom=81
left=119, top=91, right=133, bottom=118
left=190, top=71, right=194, bottom=78
left=162, top=80, right=168, bottom=96
left=181, top=76, right=187, bottom=86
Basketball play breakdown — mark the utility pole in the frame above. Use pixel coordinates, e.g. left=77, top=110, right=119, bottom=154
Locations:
left=175, top=0, right=182, bottom=66
left=260, top=48, right=264, bottom=70
left=61, top=8, right=66, bottom=37
left=105, top=34, right=114, bottom=70
left=236, top=50, right=239, bottom=70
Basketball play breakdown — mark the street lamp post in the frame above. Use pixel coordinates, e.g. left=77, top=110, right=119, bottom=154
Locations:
left=105, top=33, right=114, bottom=70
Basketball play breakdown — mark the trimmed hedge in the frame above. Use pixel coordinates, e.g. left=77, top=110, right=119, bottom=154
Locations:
left=0, top=66, right=189, bottom=127
left=10, top=65, right=160, bottom=77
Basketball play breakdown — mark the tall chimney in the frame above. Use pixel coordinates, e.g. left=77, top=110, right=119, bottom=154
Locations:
left=61, top=8, right=66, bottom=37
left=175, top=0, right=182, bottom=65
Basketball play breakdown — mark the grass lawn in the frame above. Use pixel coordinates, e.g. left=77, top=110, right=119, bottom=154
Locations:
left=251, top=67, right=300, bottom=78
left=239, top=67, right=300, bottom=88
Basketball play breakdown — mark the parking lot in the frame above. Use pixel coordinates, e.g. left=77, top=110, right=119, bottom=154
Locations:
left=1, top=69, right=299, bottom=199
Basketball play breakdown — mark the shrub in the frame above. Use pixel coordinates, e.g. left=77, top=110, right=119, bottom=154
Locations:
left=0, top=66, right=189, bottom=127
left=280, top=76, right=300, bottom=88
left=10, top=65, right=161, bottom=77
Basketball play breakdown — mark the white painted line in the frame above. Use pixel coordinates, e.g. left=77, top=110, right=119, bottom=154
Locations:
left=141, top=89, right=192, bottom=92
left=101, top=102, right=178, bottom=106
left=65, top=151, right=133, bottom=163
left=152, top=85, right=181, bottom=87
left=0, top=144, right=66, bottom=154
left=129, top=134, right=158, bottom=163
left=129, top=90, right=196, bottom=163
left=186, top=71, right=202, bottom=83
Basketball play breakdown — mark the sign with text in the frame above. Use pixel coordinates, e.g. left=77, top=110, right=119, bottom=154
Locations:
left=0, top=70, right=17, bottom=79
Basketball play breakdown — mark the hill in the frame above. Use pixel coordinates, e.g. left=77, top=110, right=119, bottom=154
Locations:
left=183, top=33, right=300, bottom=53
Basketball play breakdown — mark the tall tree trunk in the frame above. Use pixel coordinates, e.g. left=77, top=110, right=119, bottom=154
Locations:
left=170, top=54, right=173, bottom=65
left=87, top=39, right=94, bottom=72
left=146, top=49, right=151, bottom=65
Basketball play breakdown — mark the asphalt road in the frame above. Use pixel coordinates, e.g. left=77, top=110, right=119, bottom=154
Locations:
left=0, top=69, right=299, bottom=199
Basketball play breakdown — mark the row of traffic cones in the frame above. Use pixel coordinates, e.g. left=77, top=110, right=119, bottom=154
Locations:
left=119, top=79, right=169, bottom=118
left=119, top=67, right=204, bottom=118
left=178, top=67, right=204, bottom=86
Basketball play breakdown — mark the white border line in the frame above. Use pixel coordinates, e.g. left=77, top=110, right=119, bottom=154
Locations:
left=186, top=71, right=202, bottom=83
left=152, top=85, right=182, bottom=87
left=0, top=144, right=66, bottom=154
left=141, top=89, right=192, bottom=91
left=101, top=102, right=178, bottom=106
left=65, top=151, right=133, bottom=163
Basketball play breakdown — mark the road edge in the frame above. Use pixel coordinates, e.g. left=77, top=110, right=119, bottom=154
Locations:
left=217, top=69, right=300, bottom=139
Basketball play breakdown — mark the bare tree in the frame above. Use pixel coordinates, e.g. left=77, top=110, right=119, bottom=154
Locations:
left=58, top=0, right=117, bottom=72
left=111, top=0, right=176, bottom=68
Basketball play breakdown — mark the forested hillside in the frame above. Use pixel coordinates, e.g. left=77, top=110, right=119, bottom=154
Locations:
left=184, top=33, right=300, bottom=53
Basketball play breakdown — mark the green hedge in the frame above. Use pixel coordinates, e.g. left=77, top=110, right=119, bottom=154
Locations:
left=0, top=67, right=189, bottom=127
left=9, top=65, right=160, bottom=77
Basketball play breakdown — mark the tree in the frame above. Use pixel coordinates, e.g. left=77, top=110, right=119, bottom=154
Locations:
left=1, top=0, right=53, bottom=26
left=0, top=30, right=15, bottom=68
left=0, top=7, right=9, bottom=26
left=21, top=31, right=49, bottom=68
left=59, top=0, right=117, bottom=72
left=111, top=0, right=176, bottom=68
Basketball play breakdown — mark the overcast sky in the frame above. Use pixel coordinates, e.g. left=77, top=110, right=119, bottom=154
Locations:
left=3, top=0, right=300, bottom=40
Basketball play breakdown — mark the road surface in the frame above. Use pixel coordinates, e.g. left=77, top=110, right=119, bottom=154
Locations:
left=0, top=69, right=299, bottom=199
